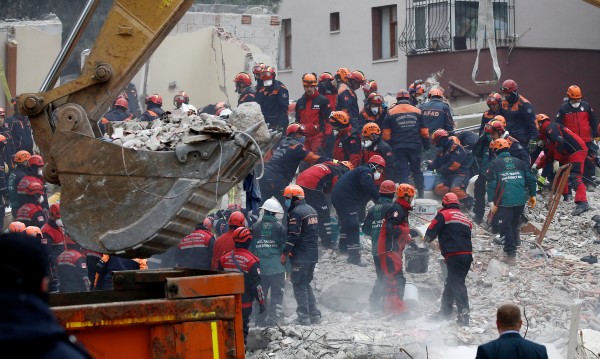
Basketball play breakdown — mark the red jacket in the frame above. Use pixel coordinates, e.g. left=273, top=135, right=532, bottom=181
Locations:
left=333, top=127, right=362, bottom=168
left=211, top=230, right=235, bottom=270
left=295, top=92, right=332, bottom=137
left=57, top=249, right=89, bottom=293
left=377, top=198, right=413, bottom=258
left=556, top=101, right=598, bottom=142
left=296, top=161, right=348, bottom=192
left=218, top=248, right=264, bottom=307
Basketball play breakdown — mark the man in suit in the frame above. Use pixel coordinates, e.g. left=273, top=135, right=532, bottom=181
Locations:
left=476, top=303, right=548, bottom=359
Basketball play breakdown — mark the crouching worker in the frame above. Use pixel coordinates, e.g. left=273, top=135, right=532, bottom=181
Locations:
left=217, top=227, right=265, bottom=347
left=425, top=192, right=473, bottom=326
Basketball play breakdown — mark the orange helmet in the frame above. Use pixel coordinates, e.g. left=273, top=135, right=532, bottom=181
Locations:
left=335, top=68, right=350, bottom=82
left=431, top=129, right=449, bottom=145
left=396, top=183, right=416, bottom=198
left=234, top=72, right=252, bottom=86
left=362, top=122, right=381, bottom=137
left=428, top=88, right=444, bottom=98
left=409, top=82, right=425, bottom=96
left=535, top=114, right=551, bottom=130
left=484, top=120, right=505, bottom=134
left=490, top=138, right=510, bottom=151
left=252, top=63, right=265, bottom=75
left=228, top=211, right=246, bottom=227
left=339, top=161, right=354, bottom=171
left=486, top=92, right=502, bottom=106
left=319, top=72, right=334, bottom=82
left=449, top=136, right=460, bottom=145
left=115, top=97, right=129, bottom=109
left=0, top=135, right=6, bottom=144
left=347, top=70, right=366, bottom=84
left=147, top=94, right=163, bottom=106
left=501, top=79, right=518, bottom=93
left=8, top=221, right=26, bottom=233
left=363, top=80, right=378, bottom=93
left=567, top=85, right=582, bottom=100
left=492, top=115, right=506, bottom=127
left=442, top=192, right=460, bottom=206
left=368, top=154, right=386, bottom=168
left=25, top=226, right=42, bottom=238
left=283, top=184, right=305, bottom=199
left=232, top=227, right=252, bottom=244
left=396, top=89, right=410, bottom=99
left=367, top=93, right=384, bottom=105
left=302, top=73, right=318, bottom=86
left=14, top=150, right=32, bottom=164
left=29, top=155, right=44, bottom=167
left=379, top=180, right=397, bottom=194
left=50, top=203, right=61, bottom=218
left=260, top=66, right=276, bottom=81
left=329, top=111, right=350, bottom=127
left=286, top=123, right=305, bottom=136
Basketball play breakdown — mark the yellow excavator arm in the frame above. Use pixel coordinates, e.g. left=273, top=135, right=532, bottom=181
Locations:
left=17, top=0, right=277, bottom=257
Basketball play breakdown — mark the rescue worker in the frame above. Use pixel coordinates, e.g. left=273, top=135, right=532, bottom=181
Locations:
left=42, top=203, right=66, bottom=291
left=7, top=150, right=30, bottom=217
left=556, top=85, right=599, bottom=189
left=295, top=73, right=332, bottom=155
left=336, top=69, right=364, bottom=131
left=56, top=242, right=90, bottom=293
left=377, top=183, right=418, bottom=314
left=472, top=129, right=494, bottom=224
left=218, top=227, right=265, bottom=344
left=479, top=93, right=503, bottom=135
left=0, top=232, right=91, bottom=358
left=175, top=220, right=215, bottom=270
left=296, top=160, right=353, bottom=248
left=280, top=185, right=321, bottom=325
left=499, top=79, right=537, bottom=145
left=318, top=72, right=337, bottom=110
left=25, top=155, right=49, bottom=211
left=252, top=63, right=265, bottom=90
left=99, top=97, right=132, bottom=134
left=0, top=135, right=8, bottom=208
left=362, top=180, right=396, bottom=311
left=250, top=197, right=286, bottom=327
left=425, top=192, right=473, bottom=326
left=256, top=66, right=289, bottom=132
left=234, top=72, right=257, bottom=105
left=408, top=80, right=424, bottom=107
left=173, top=91, right=190, bottom=110
left=211, top=211, right=245, bottom=270
left=485, top=119, right=531, bottom=164
left=332, top=155, right=385, bottom=265
left=94, top=255, right=147, bottom=290
left=361, top=123, right=394, bottom=185
left=259, top=123, right=322, bottom=207
left=198, top=101, right=229, bottom=116
left=420, top=88, right=454, bottom=138
left=124, top=82, right=141, bottom=118
left=330, top=111, right=362, bottom=168
left=383, top=90, right=430, bottom=197
left=426, top=129, right=473, bottom=209
left=487, top=139, right=537, bottom=265
left=140, top=94, right=165, bottom=122
left=5, top=97, right=34, bottom=162
left=358, top=92, right=386, bottom=130
left=15, top=182, right=47, bottom=228
left=533, top=114, right=590, bottom=215
left=361, top=79, right=378, bottom=103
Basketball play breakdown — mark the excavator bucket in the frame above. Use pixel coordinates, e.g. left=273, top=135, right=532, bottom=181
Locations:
left=17, top=0, right=279, bottom=257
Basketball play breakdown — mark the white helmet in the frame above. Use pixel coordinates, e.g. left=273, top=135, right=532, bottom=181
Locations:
left=260, top=197, right=284, bottom=214
left=219, top=108, right=232, bottom=119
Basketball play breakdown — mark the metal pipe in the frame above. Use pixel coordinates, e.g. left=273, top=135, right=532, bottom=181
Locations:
left=40, top=0, right=100, bottom=92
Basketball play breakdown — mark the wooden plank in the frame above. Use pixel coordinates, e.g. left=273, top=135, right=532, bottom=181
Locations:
left=567, top=300, right=582, bottom=359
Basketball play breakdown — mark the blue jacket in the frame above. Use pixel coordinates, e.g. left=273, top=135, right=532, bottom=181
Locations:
left=476, top=332, right=548, bottom=359
left=501, top=94, right=538, bottom=144
left=431, top=139, right=470, bottom=176
left=257, top=80, right=289, bottom=130
left=419, top=98, right=454, bottom=134
left=382, top=101, right=429, bottom=150
left=336, top=83, right=360, bottom=131
left=331, top=165, right=380, bottom=206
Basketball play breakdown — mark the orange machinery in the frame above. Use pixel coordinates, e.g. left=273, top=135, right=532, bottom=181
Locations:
left=51, top=269, right=246, bottom=358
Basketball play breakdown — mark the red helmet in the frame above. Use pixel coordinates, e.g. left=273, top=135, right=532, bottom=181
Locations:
left=147, top=94, right=163, bottom=106
left=25, top=182, right=44, bottom=196
left=396, top=89, right=410, bottom=99
left=234, top=72, right=252, bottom=86
left=347, top=70, right=366, bottom=84
left=367, top=93, right=384, bottom=105
left=379, top=180, right=396, bottom=194
left=486, top=92, right=502, bottom=106
left=232, top=227, right=252, bottom=244
left=252, top=63, right=265, bottom=75
left=260, top=66, right=276, bottom=81
left=368, top=154, right=386, bottom=168
left=8, top=221, right=26, bottom=233
left=501, top=79, right=518, bottom=93
left=174, top=91, right=190, bottom=105
left=115, top=97, right=129, bottom=109
left=227, top=203, right=242, bottom=211
left=431, top=129, right=449, bottom=144
left=50, top=203, right=61, bottom=218
left=228, top=211, right=246, bottom=227
left=202, top=217, right=213, bottom=230
left=442, top=192, right=460, bottom=206
left=286, top=123, right=305, bottom=136
left=319, top=72, right=334, bottom=82
left=28, top=155, right=44, bottom=167
left=484, top=120, right=505, bottom=134
left=363, top=80, right=378, bottom=93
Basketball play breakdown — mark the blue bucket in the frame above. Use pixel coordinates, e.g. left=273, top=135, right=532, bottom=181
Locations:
left=423, top=171, right=435, bottom=191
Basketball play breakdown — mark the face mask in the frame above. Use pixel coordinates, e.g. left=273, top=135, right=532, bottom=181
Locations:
left=363, top=140, right=373, bottom=148
left=56, top=219, right=63, bottom=227
left=38, top=196, right=44, bottom=204
left=571, top=102, right=581, bottom=108
left=38, top=169, right=43, bottom=176
left=332, top=129, right=339, bottom=136
left=284, top=199, right=291, bottom=208
left=373, top=172, right=381, bottom=181
left=263, top=80, right=273, bottom=87
left=370, top=108, right=379, bottom=115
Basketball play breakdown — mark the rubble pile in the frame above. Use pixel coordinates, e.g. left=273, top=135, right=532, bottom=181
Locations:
left=248, top=189, right=600, bottom=359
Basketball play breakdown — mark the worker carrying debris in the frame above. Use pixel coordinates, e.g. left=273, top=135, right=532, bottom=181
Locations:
left=487, top=138, right=537, bottom=266
left=425, top=192, right=473, bottom=327
left=533, top=114, right=591, bottom=216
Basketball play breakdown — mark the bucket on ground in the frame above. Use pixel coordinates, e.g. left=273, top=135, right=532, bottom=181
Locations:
left=466, top=175, right=478, bottom=197
left=405, top=246, right=429, bottom=273
left=403, top=282, right=419, bottom=307
left=423, top=171, right=436, bottom=190
left=413, top=199, right=438, bottom=222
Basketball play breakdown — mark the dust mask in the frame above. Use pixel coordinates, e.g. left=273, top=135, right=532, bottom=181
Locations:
left=571, top=102, right=580, bottom=108
left=370, top=108, right=379, bottom=115
left=263, top=80, right=273, bottom=87
left=56, top=219, right=63, bottom=227
left=363, top=140, right=373, bottom=148
left=38, top=196, right=44, bottom=204
left=373, top=172, right=381, bottom=181
left=38, top=169, right=43, bottom=176
left=332, top=129, right=339, bottom=136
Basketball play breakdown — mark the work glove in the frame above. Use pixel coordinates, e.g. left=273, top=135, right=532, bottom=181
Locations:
left=280, top=253, right=287, bottom=266
left=553, top=161, right=560, bottom=173
left=528, top=196, right=536, bottom=209
left=488, top=202, right=497, bottom=215
left=259, top=303, right=266, bottom=314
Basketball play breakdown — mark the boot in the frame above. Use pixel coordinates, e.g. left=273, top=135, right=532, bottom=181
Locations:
left=500, top=255, right=517, bottom=266
left=292, top=316, right=311, bottom=326
left=429, top=310, right=452, bottom=322
left=572, top=201, right=591, bottom=216
left=309, top=314, right=322, bottom=324
left=457, top=311, right=470, bottom=327
left=347, top=248, right=368, bottom=267
left=563, top=193, right=572, bottom=202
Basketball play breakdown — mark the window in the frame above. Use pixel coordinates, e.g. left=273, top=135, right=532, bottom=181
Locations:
left=280, top=19, right=292, bottom=69
left=372, top=5, right=398, bottom=60
left=330, top=12, right=340, bottom=32
left=454, top=1, right=510, bottom=49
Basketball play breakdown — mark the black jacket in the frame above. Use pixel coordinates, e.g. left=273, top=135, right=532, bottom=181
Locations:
left=331, top=165, right=380, bottom=206
left=284, top=199, right=319, bottom=263
left=476, top=332, right=548, bottom=359
left=425, top=204, right=473, bottom=259
left=263, top=137, right=322, bottom=184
